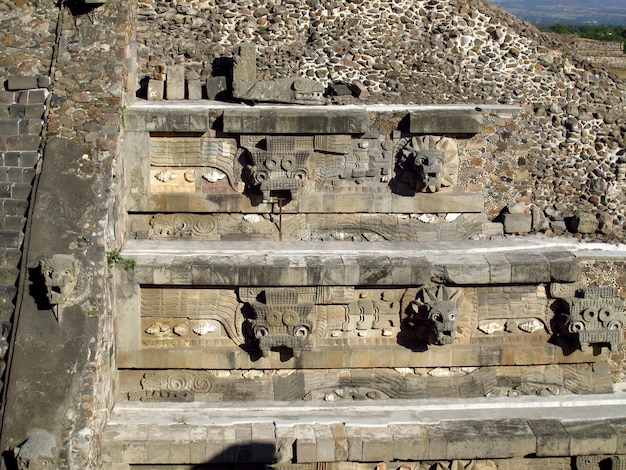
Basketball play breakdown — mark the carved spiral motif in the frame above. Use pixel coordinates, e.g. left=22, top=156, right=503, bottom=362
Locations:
left=166, top=373, right=191, bottom=391
left=191, top=373, right=214, bottom=393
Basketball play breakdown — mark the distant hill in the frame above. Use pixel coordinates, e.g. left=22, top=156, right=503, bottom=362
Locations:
left=490, top=0, right=626, bottom=26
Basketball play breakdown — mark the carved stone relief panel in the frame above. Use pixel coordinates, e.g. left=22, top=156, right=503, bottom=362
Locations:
left=241, top=287, right=319, bottom=357
left=576, top=455, right=626, bottom=470
left=121, top=363, right=607, bottom=403
left=394, top=136, right=459, bottom=195
left=149, top=134, right=243, bottom=194
left=13, top=429, right=67, bottom=470
left=241, top=135, right=313, bottom=201
left=145, top=130, right=465, bottom=202
left=141, top=288, right=244, bottom=347
left=475, top=286, right=551, bottom=337
left=137, top=212, right=486, bottom=242
left=560, top=286, right=625, bottom=352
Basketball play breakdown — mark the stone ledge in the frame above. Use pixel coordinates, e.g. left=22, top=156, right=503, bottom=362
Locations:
left=121, top=240, right=581, bottom=286
left=102, top=394, right=626, bottom=465
left=140, top=192, right=485, bottom=215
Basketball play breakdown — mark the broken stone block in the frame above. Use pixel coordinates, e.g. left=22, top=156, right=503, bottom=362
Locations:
left=147, top=80, right=164, bottom=101
left=187, top=79, right=202, bottom=100
left=503, top=213, right=532, bottom=234
left=570, top=212, right=598, bottom=234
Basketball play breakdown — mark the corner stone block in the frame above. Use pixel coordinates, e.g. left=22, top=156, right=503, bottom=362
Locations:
left=443, top=419, right=535, bottom=459
left=505, top=252, right=551, bottom=283
left=250, top=422, right=276, bottom=462
left=544, top=251, right=580, bottom=283
left=360, top=427, right=394, bottom=462
left=148, top=79, right=164, bottom=101
left=409, top=109, right=483, bottom=135
left=563, top=420, right=617, bottom=456
left=330, top=423, right=349, bottom=461
left=390, top=424, right=429, bottom=460
left=527, top=419, right=570, bottom=457
left=314, top=424, right=336, bottom=462
left=166, top=66, right=185, bottom=100
left=345, top=426, right=363, bottom=462
left=609, top=418, right=626, bottom=454
left=294, top=424, right=317, bottom=463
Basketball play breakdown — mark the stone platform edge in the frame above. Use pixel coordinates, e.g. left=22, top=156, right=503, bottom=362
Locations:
left=102, top=393, right=626, bottom=465
left=120, top=239, right=584, bottom=286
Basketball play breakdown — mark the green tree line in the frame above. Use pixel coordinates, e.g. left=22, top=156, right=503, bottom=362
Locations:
left=542, top=24, right=626, bottom=52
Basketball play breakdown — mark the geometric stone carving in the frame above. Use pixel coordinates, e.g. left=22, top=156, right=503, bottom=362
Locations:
left=13, top=429, right=64, bottom=470
left=576, top=455, right=626, bottom=470
left=246, top=287, right=317, bottom=358
left=242, top=135, right=313, bottom=201
left=562, top=287, right=625, bottom=352
left=39, top=254, right=81, bottom=321
left=395, top=136, right=459, bottom=194
left=409, top=286, right=462, bottom=345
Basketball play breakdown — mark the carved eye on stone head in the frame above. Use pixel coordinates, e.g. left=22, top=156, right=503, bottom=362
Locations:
left=431, top=312, right=442, bottom=322
left=43, top=269, right=53, bottom=278
left=255, top=326, right=269, bottom=338
left=281, top=157, right=295, bottom=171
left=292, top=78, right=307, bottom=91
left=293, top=326, right=309, bottom=337
left=448, top=313, right=456, bottom=321
left=38, top=457, right=54, bottom=467
left=264, top=157, right=279, bottom=170
left=17, top=458, right=30, bottom=470
left=608, top=320, right=623, bottom=331
left=569, top=321, right=585, bottom=333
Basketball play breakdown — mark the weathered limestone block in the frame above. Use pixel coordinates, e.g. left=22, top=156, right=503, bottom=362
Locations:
left=563, top=421, right=617, bottom=456
left=503, top=213, right=532, bottom=234
left=443, top=419, right=535, bottom=459
left=527, top=419, right=570, bottom=457
left=222, top=108, right=369, bottom=134
left=147, top=80, right=164, bottom=101
left=409, top=109, right=483, bottom=134
left=166, top=66, right=185, bottom=100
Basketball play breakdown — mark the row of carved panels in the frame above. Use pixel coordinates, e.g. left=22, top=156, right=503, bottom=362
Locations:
left=136, top=285, right=625, bottom=357
left=129, top=212, right=489, bottom=242
left=119, top=363, right=611, bottom=403
left=146, top=134, right=461, bottom=201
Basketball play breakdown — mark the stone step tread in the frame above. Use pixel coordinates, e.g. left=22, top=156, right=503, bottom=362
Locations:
left=102, top=394, right=626, bottom=464
left=121, top=238, right=585, bottom=286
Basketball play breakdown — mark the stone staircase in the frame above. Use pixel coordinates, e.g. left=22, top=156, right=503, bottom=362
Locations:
left=0, top=75, right=46, bottom=380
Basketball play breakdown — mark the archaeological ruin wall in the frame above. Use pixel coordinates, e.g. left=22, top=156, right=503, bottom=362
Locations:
left=0, top=0, right=625, bottom=469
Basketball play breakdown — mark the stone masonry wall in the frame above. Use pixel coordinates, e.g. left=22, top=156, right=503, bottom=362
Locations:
left=0, top=0, right=57, bottom=403
left=134, top=0, right=626, bottom=242
left=0, top=0, right=134, bottom=467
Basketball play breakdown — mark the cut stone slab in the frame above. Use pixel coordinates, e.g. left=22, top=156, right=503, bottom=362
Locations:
left=222, top=108, right=369, bottom=134
left=166, top=66, right=185, bottom=100
left=409, top=109, right=483, bottom=134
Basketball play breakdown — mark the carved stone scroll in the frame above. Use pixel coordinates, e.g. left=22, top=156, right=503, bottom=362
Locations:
left=562, top=287, right=625, bottom=352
